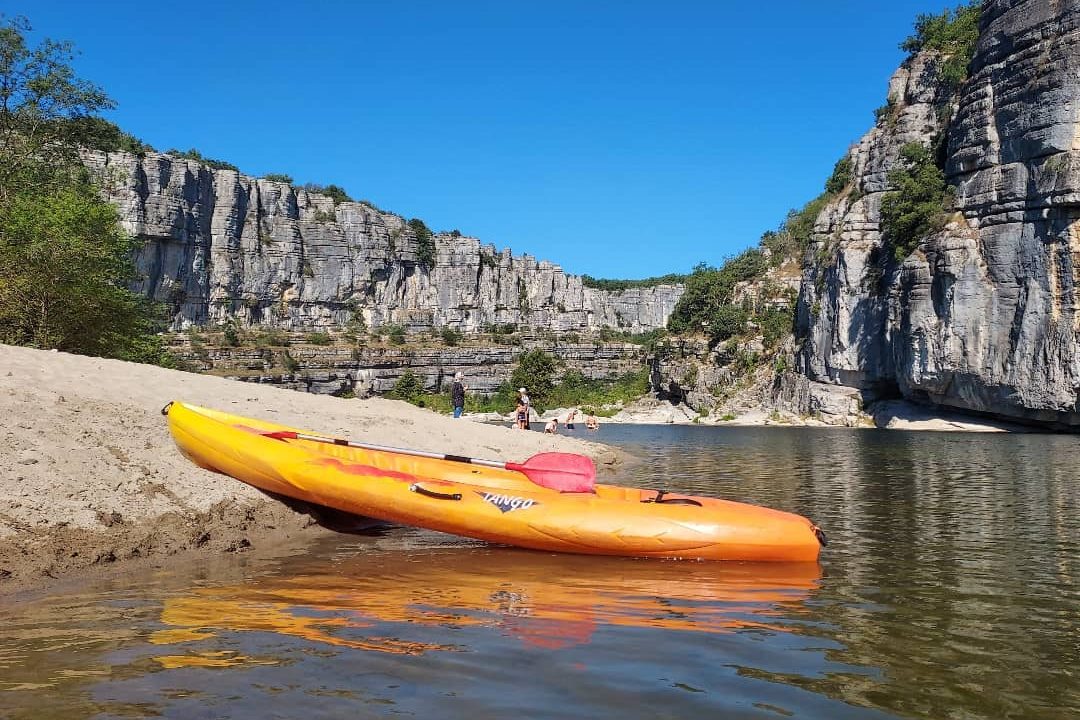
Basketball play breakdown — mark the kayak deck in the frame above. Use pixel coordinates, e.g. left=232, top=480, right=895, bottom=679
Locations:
left=166, top=401, right=824, bottom=562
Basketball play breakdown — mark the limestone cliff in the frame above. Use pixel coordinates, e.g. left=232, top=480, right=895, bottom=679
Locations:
left=83, top=150, right=682, bottom=335
left=796, top=0, right=1080, bottom=428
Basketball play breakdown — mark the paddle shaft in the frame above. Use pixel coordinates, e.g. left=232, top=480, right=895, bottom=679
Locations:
left=271, top=431, right=509, bottom=471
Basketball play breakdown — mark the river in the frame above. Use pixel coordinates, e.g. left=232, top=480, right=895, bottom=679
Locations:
left=1, top=425, right=1077, bottom=719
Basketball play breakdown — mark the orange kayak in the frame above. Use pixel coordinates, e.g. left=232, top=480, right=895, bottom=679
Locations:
left=165, top=401, right=825, bottom=562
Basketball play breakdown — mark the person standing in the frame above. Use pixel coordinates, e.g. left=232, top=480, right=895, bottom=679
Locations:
left=518, top=387, right=531, bottom=430
left=451, top=372, right=468, bottom=418
left=566, top=409, right=577, bottom=430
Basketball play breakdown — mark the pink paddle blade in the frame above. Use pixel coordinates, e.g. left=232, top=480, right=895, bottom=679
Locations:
left=508, top=452, right=596, bottom=493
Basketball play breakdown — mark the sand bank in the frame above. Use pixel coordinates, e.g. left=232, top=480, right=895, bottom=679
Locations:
left=0, top=344, right=624, bottom=592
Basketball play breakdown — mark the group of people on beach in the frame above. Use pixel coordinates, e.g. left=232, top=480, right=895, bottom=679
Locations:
left=448, top=374, right=599, bottom=433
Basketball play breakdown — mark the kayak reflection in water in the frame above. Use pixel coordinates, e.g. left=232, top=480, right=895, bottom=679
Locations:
left=150, top=548, right=822, bottom=664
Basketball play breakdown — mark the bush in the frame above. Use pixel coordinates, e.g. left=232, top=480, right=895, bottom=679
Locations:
left=900, top=2, right=982, bottom=89
left=303, top=183, right=352, bottom=204
left=409, top=218, right=436, bottom=268
left=880, top=142, right=951, bottom=261
left=61, top=116, right=153, bottom=155
left=385, top=324, right=406, bottom=345
left=581, top=273, right=687, bottom=291
left=825, top=155, right=853, bottom=195
left=305, top=331, right=332, bottom=346
left=390, top=370, right=424, bottom=401
left=510, top=349, right=558, bottom=410
left=165, top=148, right=239, bottom=172
left=440, top=326, right=463, bottom=346
left=263, top=173, right=293, bottom=184
left=667, top=251, right=766, bottom=337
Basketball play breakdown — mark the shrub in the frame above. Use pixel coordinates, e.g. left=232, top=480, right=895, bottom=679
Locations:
left=510, top=349, right=558, bottom=410
left=312, top=208, right=336, bottom=222
left=165, top=148, right=239, bottom=172
left=880, top=142, right=951, bottom=261
left=581, top=273, right=687, bottom=291
left=385, top=324, right=406, bottom=345
left=825, top=155, right=853, bottom=195
left=390, top=370, right=424, bottom=401
left=440, top=326, right=463, bottom=346
left=263, top=173, right=293, bottom=184
left=306, top=331, right=332, bottom=345
left=899, top=2, right=983, bottom=90
left=409, top=218, right=436, bottom=268
left=667, top=251, right=766, bottom=337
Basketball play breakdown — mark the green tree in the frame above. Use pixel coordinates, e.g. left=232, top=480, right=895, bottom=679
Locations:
left=408, top=218, right=436, bottom=268
left=0, top=16, right=112, bottom=202
left=0, top=182, right=167, bottom=361
left=880, top=142, right=951, bottom=261
left=825, top=155, right=853, bottom=195
left=899, top=2, right=983, bottom=89
left=0, top=17, right=168, bottom=362
left=390, top=370, right=424, bottom=401
left=323, top=184, right=351, bottom=204
left=510, top=349, right=557, bottom=410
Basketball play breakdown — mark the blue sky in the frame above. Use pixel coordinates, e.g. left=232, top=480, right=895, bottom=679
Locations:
left=14, top=1, right=954, bottom=278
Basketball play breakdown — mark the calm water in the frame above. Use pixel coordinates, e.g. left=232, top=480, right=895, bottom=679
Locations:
left=1, top=425, right=1078, bottom=719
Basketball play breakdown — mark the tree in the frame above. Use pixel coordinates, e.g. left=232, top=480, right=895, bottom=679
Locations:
left=0, top=16, right=169, bottom=362
left=880, top=142, right=951, bottom=261
left=390, top=370, right=424, bottom=401
left=0, top=16, right=112, bottom=202
left=0, top=181, right=167, bottom=361
left=408, top=218, right=436, bottom=268
left=510, top=350, right=557, bottom=410
left=899, top=2, right=983, bottom=89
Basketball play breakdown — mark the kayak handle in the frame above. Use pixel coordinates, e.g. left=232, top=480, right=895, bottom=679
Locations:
left=409, top=484, right=462, bottom=501
left=642, top=490, right=703, bottom=507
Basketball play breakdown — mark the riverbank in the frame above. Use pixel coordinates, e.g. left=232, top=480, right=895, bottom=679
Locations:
left=0, top=344, right=624, bottom=593
left=482, top=395, right=1035, bottom=432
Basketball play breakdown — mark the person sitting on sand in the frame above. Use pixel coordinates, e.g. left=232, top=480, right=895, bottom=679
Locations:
left=566, top=409, right=577, bottom=430
left=586, top=414, right=599, bottom=430
left=544, top=417, right=558, bottom=434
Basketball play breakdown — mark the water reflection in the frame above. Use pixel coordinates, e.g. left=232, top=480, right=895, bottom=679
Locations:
left=152, top=548, right=823, bottom=662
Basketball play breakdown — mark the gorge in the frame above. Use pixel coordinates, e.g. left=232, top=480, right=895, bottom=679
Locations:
left=78, top=0, right=1080, bottom=428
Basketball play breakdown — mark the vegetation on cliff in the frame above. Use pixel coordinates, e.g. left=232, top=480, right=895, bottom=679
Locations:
left=880, top=142, right=952, bottom=261
left=581, top=273, right=687, bottom=291
left=900, top=1, right=983, bottom=89
left=0, top=17, right=170, bottom=363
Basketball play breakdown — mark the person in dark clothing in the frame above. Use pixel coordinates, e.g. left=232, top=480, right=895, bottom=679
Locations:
left=451, top=372, right=468, bottom=418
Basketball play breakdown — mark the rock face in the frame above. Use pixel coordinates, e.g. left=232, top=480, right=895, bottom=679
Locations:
left=177, top=339, right=645, bottom=397
left=796, top=0, right=1080, bottom=428
left=83, top=150, right=682, bottom=335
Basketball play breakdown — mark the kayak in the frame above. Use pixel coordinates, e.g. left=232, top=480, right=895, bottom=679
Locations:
left=164, top=401, right=825, bottom=562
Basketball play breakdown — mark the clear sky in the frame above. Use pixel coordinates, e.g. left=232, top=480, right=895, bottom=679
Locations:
left=11, top=1, right=954, bottom=279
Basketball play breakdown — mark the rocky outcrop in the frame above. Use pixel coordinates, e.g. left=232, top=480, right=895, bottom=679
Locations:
left=175, top=338, right=646, bottom=396
left=797, top=0, right=1080, bottom=428
left=83, top=150, right=682, bottom=334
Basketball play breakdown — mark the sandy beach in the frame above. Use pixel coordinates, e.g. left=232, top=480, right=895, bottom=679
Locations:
left=0, top=344, right=624, bottom=592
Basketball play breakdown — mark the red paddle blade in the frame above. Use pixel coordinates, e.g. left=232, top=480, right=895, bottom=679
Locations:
left=507, top=452, right=596, bottom=493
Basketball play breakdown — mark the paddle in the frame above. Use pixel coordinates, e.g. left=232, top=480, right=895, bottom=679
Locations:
left=261, top=430, right=596, bottom=492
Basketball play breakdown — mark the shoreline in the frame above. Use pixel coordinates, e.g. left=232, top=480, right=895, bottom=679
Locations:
left=0, top=344, right=627, bottom=595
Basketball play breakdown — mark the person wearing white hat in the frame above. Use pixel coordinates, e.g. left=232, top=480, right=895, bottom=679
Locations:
left=451, top=371, right=468, bottom=418
left=518, top=387, right=531, bottom=430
